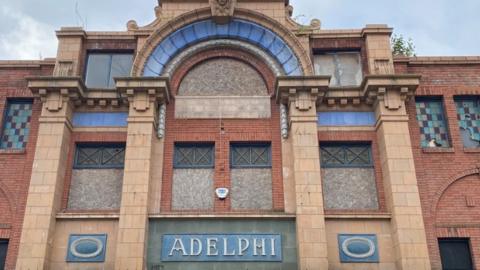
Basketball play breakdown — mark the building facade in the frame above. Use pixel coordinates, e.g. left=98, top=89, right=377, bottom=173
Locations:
left=0, top=0, right=478, bottom=269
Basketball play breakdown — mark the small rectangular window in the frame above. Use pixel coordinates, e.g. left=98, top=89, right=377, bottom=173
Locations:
left=0, top=239, right=7, bottom=270
left=314, top=52, right=363, bottom=87
left=320, top=143, right=373, bottom=168
left=0, top=100, right=33, bottom=149
left=74, top=144, right=125, bottom=169
left=231, top=143, right=271, bottom=168
left=318, top=112, right=375, bottom=126
left=174, top=143, right=215, bottom=168
left=455, top=97, right=480, bottom=148
left=415, top=98, right=450, bottom=148
left=439, top=238, right=473, bottom=270
left=85, top=53, right=133, bottom=88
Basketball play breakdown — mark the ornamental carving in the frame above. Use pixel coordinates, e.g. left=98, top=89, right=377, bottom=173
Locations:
left=210, top=0, right=236, bottom=24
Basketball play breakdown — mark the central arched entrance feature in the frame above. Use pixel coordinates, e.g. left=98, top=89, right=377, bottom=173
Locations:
left=142, top=19, right=304, bottom=77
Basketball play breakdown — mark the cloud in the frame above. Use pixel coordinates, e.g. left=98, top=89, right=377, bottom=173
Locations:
left=0, top=6, right=57, bottom=60
left=0, top=0, right=479, bottom=59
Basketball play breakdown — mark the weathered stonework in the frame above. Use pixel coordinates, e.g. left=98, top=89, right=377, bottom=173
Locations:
left=178, top=58, right=268, bottom=96
left=172, top=169, right=214, bottom=210
left=322, top=168, right=379, bottom=210
left=231, top=168, right=273, bottom=210
left=67, top=169, right=124, bottom=210
left=174, top=96, right=271, bottom=119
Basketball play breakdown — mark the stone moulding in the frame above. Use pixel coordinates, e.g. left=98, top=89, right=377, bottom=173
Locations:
left=27, top=76, right=86, bottom=112
left=115, top=77, right=171, bottom=112
left=275, top=76, right=331, bottom=106
left=132, top=7, right=314, bottom=77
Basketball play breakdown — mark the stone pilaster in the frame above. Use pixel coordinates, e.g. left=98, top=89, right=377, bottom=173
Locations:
left=277, top=76, right=329, bottom=270
left=363, top=25, right=395, bottom=75
left=114, top=78, right=169, bottom=269
left=54, top=28, right=86, bottom=76
left=16, top=79, right=84, bottom=269
left=366, top=76, right=432, bottom=270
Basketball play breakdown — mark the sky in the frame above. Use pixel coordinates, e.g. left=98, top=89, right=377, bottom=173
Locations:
left=0, top=0, right=479, bottom=60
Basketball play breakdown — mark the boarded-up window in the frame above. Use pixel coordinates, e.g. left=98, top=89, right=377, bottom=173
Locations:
left=67, top=144, right=125, bottom=210
left=172, top=143, right=215, bottom=210
left=320, top=143, right=379, bottom=210
left=230, top=143, right=273, bottom=210
left=314, top=52, right=363, bottom=87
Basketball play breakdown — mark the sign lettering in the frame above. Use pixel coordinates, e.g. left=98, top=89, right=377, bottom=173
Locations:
left=161, top=234, right=282, bottom=262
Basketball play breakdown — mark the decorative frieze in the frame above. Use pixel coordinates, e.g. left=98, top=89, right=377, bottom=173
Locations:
left=210, top=0, right=236, bottom=24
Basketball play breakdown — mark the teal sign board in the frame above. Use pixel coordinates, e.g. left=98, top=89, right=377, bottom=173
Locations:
left=161, top=234, right=282, bottom=262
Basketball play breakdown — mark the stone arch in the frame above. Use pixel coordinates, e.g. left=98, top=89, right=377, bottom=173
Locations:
left=170, top=48, right=276, bottom=96
left=431, top=167, right=480, bottom=216
left=132, top=7, right=313, bottom=77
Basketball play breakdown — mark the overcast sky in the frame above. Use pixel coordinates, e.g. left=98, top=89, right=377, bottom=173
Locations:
left=0, top=0, right=478, bottom=60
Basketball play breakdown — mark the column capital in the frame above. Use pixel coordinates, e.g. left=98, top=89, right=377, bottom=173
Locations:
left=275, top=76, right=330, bottom=109
left=27, top=76, right=85, bottom=112
left=116, top=77, right=170, bottom=112
left=362, top=74, right=421, bottom=110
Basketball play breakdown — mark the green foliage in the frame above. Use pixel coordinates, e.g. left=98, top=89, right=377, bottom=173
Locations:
left=391, top=34, right=416, bottom=57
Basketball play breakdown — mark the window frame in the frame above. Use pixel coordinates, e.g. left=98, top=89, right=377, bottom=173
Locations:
left=320, top=142, right=374, bottom=168
left=415, top=96, right=451, bottom=148
left=230, top=142, right=272, bottom=169
left=0, top=98, right=34, bottom=150
left=0, top=239, right=8, bottom=269
left=84, top=51, right=134, bottom=89
left=173, top=143, right=215, bottom=169
left=438, top=238, right=474, bottom=270
left=313, top=50, right=363, bottom=87
left=454, top=95, right=480, bottom=148
left=73, top=143, right=126, bottom=169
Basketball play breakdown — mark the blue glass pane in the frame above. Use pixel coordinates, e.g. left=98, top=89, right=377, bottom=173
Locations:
left=1, top=101, right=32, bottom=149
left=318, top=112, right=376, bottom=126
left=415, top=99, right=450, bottom=147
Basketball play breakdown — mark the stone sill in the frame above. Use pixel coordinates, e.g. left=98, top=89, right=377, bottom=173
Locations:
left=463, top=148, right=480, bottom=153
left=56, top=212, right=120, bottom=220
left=149, top=213, right=296, bottom=220
left=325, top=213, right=391, bottom=220
left=0, top=149, right=26, bottom=155
left=422, top=147, right=455, bottom=153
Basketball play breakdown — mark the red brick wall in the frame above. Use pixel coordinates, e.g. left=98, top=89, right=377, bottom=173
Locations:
left=160, top=48, right=284, bottom=213
left=0, top=63, right=54, bottom=269
left=398, top=62, right=480, bottom=269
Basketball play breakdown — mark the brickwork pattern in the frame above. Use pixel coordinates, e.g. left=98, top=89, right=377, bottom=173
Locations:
left=160, top=48, right=284, bottom=213
left=0, top=64, right=52, bottom=269
left=398, top=62, right=480, bottom=270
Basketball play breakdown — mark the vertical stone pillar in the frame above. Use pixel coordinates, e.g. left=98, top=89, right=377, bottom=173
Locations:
left=54, top=28, right=86, bottom=76
left=370, top=81, right=431, bottom=269
left=16, top=82, right=82, bottom=269
left=115, top=79, right=169, bottom=269
left=363, top=25, right=395, bottom=75
left=277, top=77, right=329, bottom=270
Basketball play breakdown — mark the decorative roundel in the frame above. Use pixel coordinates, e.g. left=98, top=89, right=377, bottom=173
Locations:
left=70, top=237, right=104, bottom=259
left=341, top=236, right=376, bottom=259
